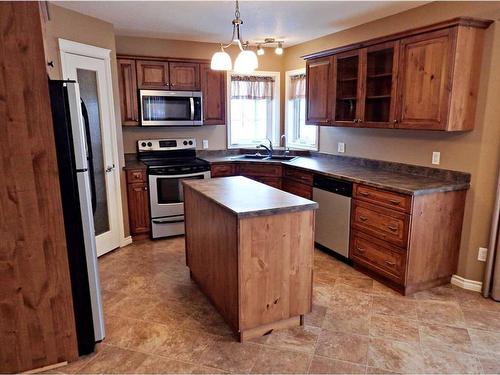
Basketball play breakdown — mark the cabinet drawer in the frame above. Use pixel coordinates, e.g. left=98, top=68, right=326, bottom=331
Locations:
left=126, top=169, right=147, bottom=183
left=283, top=167, right=313, bottom=185
left=354, top=184, right=412, bottom=213
left=351, top=231, right=406, bottom=284
left=351, top=200, right=410, bottom=248
left=282, top=178, right=312, bottom=199
left=251, top=176, right=282, bottom=189
left=211, top=163, right=236, bottom=177
left=238, top=163, right=282, bottom=177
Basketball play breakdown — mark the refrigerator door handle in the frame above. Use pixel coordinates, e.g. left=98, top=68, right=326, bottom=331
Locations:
left=80, top=98, right=97, bottom=215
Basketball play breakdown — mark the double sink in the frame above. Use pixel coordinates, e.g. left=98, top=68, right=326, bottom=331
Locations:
left=232, top=154, right=298, bottom=162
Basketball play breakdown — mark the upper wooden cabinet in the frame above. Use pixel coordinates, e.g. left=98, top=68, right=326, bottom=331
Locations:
left=169, top=62, right=200, bottom=90
left=136, top=60, right=170, bottom=89
left=117, top=59, right=139, bottom=126
left=305, top=57, right=331, bottom=125
left=117, top=56, right=227, bottom=126
left=304, top=17, right=492, bottom=131
left=200, top=63, right=226, bottom=125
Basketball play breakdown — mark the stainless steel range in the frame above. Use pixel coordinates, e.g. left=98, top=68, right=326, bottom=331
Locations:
left=137, top=138, right=211, bottom=239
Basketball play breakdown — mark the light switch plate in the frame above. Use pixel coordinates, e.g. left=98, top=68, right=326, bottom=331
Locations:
left=337, top=142, right=345, bottom=153
left=202, top=140, right=209, bottom=149
left=432, top=151, right=440, bottom=165
left=478, top=247, right=488, bottom=262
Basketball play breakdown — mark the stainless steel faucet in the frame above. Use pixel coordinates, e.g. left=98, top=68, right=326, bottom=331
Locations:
left=280, top=134, right=290, bottom=154
left=257, top=138, right=274, bottom=157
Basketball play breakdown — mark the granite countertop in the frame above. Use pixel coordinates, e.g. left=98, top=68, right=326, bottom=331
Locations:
left=183, top=176, right=318, bottom=218
left=124, top=151, right=470, bottom=196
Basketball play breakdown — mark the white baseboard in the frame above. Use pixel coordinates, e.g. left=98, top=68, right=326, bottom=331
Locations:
left=451, top=274, right=482, bottom=292
left=120, top=236, right=133, bottom=247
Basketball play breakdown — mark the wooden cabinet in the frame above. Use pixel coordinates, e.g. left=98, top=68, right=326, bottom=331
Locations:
left=282, top=167, right=314, bottom=199
left=136, top=60, right=170, bottom=89
left=306, top=57, right=331, bottom=125
left=304, top=17, right=492, bottom=131
left=211, top=163, right=236, bottom=177
left=350, top=183, right=467, bottom=295
left=200, top=64, right=226, bottom=125
left=169, top=62, right=200, bottom=90
left=126, top=169, right=150, bottom=236
left=117, top=59, right=139, bottom=126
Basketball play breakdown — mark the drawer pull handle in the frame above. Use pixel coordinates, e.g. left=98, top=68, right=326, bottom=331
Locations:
left=387, top=225, right=398, bottom=232
left=389, top=199, right=401, bottom=205
left=359, top=191, right=370, bottom=197
left=356, top=247, right=365, bottom=253
left=385, top=260, right=396, bottom=267
left=359, top=216, right=368, bottom=222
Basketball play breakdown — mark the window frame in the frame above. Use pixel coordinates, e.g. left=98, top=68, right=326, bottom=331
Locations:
left=285, top=68, right=319, bottom=151
left=226, top=70, right=281, bottom=149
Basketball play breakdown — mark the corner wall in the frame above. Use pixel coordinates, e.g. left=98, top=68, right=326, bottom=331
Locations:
left=283, top=1, right=500, bottom=282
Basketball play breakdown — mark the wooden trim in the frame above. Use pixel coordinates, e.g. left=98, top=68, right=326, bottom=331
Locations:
left=302, top=17, right=493, bottom=60
left=117, top=54, right=210, bottom=64
left=239, top=316, right=301, bottom=342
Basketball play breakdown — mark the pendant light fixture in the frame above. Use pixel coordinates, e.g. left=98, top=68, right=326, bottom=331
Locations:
left=210, top=0, right=258, bottom=73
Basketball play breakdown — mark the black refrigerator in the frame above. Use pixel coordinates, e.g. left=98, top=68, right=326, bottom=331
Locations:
left=49, top=80, right=105, bottom=355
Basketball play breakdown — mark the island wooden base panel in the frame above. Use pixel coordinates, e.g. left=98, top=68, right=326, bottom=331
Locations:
left=239, top=316, right=302, bottom=342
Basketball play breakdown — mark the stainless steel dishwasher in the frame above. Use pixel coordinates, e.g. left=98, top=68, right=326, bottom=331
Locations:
left=312, top=175, right=353, bottom=258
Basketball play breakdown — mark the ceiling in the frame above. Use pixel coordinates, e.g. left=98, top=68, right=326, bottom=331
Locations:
left=56, top=1, right=426, bottom=47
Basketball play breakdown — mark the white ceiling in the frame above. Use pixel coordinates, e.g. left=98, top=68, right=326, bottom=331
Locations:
left=56, top=1, right=426, bottom=47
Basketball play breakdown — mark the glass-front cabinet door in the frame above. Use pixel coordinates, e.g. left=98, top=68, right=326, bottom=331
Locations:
left=361, top=41, right=399, bottom=127
left=333, top=50, right=362, bottom=125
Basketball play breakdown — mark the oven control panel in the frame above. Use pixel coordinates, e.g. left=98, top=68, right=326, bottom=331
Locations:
left=137, top=138, right=196, bottom=152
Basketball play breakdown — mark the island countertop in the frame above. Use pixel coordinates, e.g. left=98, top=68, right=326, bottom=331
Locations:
left=183, top=176, right=318, bottom=218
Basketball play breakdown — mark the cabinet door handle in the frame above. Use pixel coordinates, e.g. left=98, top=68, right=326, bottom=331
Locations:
left=359, top=216, right=368, bottom=222
left=356, top=247, right=365, bottom=253
left=359, top=191, right=370, bottom=197
left=393, top=119, right=399, bottom=124
left=387, top=224, right=398, bottom=232
left=144, top=186, right=148, bottom=191
left=389, top=199, right=401, bottom=205
left=385, top=260, right=396, bottom=267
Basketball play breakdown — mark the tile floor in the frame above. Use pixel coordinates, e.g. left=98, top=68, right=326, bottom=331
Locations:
left=55, top=237, right=500, bottom=374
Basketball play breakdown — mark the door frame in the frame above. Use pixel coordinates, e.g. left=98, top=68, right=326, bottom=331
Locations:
left=58, top=38, right=129, bottom=251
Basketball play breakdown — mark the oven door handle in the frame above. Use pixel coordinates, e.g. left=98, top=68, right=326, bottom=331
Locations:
left=190, top=97, right=195, bottom=121
left=149, top=171, right=210, bottom=179
left=152, top=217, right=184, bottom=224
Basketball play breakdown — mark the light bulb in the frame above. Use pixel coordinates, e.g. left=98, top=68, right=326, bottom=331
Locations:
left=210, top=50, right=232, bottom=70
left=275, top=43, right=283, bottom=55
left=234, top=50, right=258, bottom=73
left=257, top=45, right=264, bottom=56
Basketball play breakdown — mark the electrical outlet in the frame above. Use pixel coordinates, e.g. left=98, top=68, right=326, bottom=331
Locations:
left=337, top=142, right=345, bottom=153
left=202, top=140, right=209, bottom=149
left=478, top=247, right=488, bottom=262
left=432, top=151, right=441, bottom=165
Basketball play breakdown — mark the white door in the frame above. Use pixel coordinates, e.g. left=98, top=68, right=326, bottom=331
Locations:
left=60, top=46, right=122, bottom=256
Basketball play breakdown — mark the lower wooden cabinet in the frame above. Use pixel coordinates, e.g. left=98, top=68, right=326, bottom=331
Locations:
left=211, top=163, right=236, bottom=177
left=126, top=169, right=150, bottom=236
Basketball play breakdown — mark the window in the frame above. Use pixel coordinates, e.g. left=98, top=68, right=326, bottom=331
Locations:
left=285, top=69, right=318, bottom=150
left=228, top=72, right=280, bottom=148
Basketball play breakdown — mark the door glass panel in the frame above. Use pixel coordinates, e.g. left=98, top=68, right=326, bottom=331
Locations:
left=335, top=55, right=358, bottom=122
left=157, top=175, right=205, bottom=204
left=77, top=68, right=109, bottom=235
left=365, top=47, right=394, bottom=123
left=142, top=96, right=191, bottom=121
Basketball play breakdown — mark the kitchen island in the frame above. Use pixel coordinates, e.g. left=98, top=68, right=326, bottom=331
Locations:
left=183, top=176, right=318, bottom=341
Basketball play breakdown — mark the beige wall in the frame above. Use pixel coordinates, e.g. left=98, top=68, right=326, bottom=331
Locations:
left=283, top=1, right=500, bottom=282
left=41, top=4, right=131, bottom=237
left=116, top=36, right=284, bottom=153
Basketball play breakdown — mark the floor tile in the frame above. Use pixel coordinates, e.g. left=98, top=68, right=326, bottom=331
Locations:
left=154, top=329, right=215, bottom=362
left=367, top=337, right=428, bottom=374
left=303, top=303, right=327, bottom=328
left=198, top=337, right=262, bottom=373
left=477, top=356, right=500, bottom=374
left=313, top=283, right=336, bottom=307
left=262, top=325, right=321, bottom=353
left=422, top=346, right=482, bottom=374
left=369, top=314, right=420, bottom=343
left=334, top=275, right=374, bottom=293
left=371, top=295, right=418, bottom=319
left=315, top=329, right=369, bottom=365
left=308, top=356, right=366, bottom=374
left=77, top=346, right=149, bottom=374
left=468, top=328, right=500, bottom=358
left=251, top=347, right=312, bottom=374
left=133, top=355, right=198, bottom=373
left=419, top=322, right=473, bottom=354
left=416, top=300, right=465, bottom=327
left=322, top=307, right=371, bottom=335
left=462, top=308, right=500, bottom=332
left=328, top=289, right=373, bottom=311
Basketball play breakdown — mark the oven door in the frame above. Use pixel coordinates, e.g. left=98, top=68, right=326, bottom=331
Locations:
left=140, top=90, right=202, bottom=126
left=148, top=171, right=210, bottom=219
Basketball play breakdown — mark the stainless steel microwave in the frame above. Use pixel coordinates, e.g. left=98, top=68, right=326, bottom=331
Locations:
left=139, top=90, right=203, bottom=126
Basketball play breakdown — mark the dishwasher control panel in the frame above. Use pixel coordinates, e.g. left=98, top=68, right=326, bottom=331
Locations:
left=313, top=175, right=353, bottom=197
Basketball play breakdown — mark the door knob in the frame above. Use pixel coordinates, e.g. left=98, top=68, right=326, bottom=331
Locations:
left=105, top=164, right=115, bottom=173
